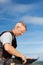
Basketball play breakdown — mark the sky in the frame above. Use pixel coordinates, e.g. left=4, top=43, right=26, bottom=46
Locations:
left=0, top=0, right=43, bottom=61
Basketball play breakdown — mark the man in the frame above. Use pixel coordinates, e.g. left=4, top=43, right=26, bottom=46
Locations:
left=0, top=21, right=27, bottom=65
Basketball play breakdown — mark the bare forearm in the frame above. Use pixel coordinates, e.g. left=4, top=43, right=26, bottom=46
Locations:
left=4, top=44, right=23, bottom=58
left=8, top=46, right=23, bottom=58
left=4, top=43, right=27, bottom=64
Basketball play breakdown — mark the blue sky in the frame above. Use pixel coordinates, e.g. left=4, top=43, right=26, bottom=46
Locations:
left=0, top=0, right=43, bottom=61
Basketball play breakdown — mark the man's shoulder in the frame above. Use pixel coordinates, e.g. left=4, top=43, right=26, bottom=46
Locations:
left=0, top=31, right=12, bottom=36
left=0, top=31, right=13, bottom=45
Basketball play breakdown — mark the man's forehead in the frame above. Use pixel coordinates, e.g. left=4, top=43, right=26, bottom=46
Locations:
left=16, top=23, right=22, bottom=26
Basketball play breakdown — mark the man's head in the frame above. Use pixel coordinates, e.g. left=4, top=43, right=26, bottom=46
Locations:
left=13, top=21, right=27, bottom=36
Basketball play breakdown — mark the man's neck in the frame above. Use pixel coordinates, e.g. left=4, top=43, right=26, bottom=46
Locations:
left=11, top=29, right=16, bottom=36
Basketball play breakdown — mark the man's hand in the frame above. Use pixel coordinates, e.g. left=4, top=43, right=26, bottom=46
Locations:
left=21, top=55, right=27, bottom=64
left=4, top=43, right=27, bottom=64
left=10, top=63, right=15, bottom=65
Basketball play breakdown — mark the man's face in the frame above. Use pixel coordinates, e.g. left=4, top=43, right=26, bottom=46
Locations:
left=15, top=24, right=26, bottom=36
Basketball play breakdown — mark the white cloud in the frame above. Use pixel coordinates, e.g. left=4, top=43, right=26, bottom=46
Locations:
left=13, top=4, right=34, bottom=13
left=0, top=0, right=43, bottom=25
left=25, top=53, right=43, bottom=60
left=0, top=0, right=42, bottom=14
left=18, top=41, right=43, bottom=45
left=3, top=4, right=34, bottom=15
left=20, top=16, right=43, bottom=25
left=0, top=0, right=11, bottom=3
left=14, top=1, right=43, bottom=13
left=0, top=1, right=39, bottom=15
left=4, top=1, right=43, bottom=13
left=0, top=0, right=6, bottom=3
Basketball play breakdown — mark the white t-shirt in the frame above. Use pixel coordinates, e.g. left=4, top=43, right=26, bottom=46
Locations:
left=0, top=32, right=12, bottom=45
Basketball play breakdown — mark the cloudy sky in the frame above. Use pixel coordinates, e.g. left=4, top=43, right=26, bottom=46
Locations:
left=0, top=0, right=43, bottom=61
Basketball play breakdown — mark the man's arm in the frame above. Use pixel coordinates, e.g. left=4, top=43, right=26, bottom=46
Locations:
left=4, top=43, right=27, bottom=64
left=1, top=32, right=27, bottom=64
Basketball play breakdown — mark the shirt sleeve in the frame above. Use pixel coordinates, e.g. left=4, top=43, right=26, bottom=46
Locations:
left=1, top=32, right=12, bottom=45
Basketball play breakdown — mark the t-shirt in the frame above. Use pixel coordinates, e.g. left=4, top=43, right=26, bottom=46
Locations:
left=0, top=31, right=17, bottom=48
left=0, top=32, right=12, bottom=45
left=0, top=31, right=17, bottom=58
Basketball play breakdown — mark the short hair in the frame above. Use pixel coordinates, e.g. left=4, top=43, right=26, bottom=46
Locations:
left=17, top=21, right=27, bottom=31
